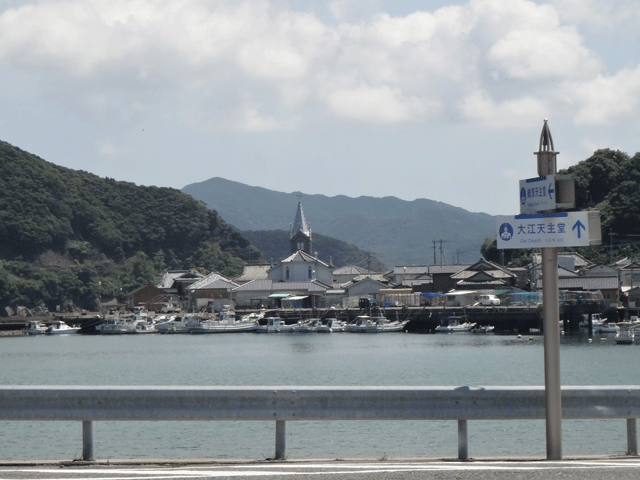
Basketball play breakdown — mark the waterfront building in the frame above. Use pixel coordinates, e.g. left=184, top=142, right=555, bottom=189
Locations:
left=186, top=272, right=239, bottom=312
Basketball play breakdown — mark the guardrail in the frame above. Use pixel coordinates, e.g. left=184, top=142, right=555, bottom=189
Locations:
left=0, top=385, right=638, bottom=461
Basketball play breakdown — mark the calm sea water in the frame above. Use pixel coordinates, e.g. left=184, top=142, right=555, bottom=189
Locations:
left=0, top=331, right=637, bottom=460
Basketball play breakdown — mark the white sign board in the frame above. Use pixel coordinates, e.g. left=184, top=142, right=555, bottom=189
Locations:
left=519, top=175, right=556, bottom=213
left=496, top=211, right=601, bottom=249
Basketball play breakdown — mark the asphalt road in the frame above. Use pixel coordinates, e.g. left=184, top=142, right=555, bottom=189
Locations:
left=1, top=457, right=640, bottom=480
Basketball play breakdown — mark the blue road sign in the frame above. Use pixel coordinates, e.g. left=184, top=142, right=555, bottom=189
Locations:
left=496, top=211, right=601, bottom=249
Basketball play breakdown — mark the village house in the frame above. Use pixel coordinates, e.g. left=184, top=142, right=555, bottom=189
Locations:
left=186, top=272, right=239, bottom=312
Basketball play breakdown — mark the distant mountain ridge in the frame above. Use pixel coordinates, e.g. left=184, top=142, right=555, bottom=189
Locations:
left=182, top=178, right=496, bottom=268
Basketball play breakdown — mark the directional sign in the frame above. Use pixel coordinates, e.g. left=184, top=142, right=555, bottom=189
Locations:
left=496, top=211, right=601, bottom=249
left=519, top=175, right=556, bottom=213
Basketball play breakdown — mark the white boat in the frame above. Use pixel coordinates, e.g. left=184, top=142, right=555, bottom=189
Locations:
left=45, top=321, right=80, bottom=335
left=316, top=318, right=346, bottom=333
left=96, top=317, right=137, bottom=334
left=579, top=313, right=605, bottom=330
left=435, top=316, right=476, bottom=333
left=595, top=321, right=619, bottom=334
left=189, top=309, right=257, bottom=333
left=155, top=315, right=200, bottom=334
left=614, top=323, right=635, bottom=345
left=254, top=317, right=295, bottom=333
left=346, top=315, right=406, bottom=333
left=291, top=319, right=322, bottom=333
left=23, top=321, right=48, bottom=335
left=471, top=325, right=495, bottom=334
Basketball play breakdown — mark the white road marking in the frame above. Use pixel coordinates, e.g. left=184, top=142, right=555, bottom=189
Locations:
left=2, top=460, right=640, bottom=478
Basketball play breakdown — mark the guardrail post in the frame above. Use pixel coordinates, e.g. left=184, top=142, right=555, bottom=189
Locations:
left=275, top=420, right=286, bottom=460
left=458, top=419, right=468, bottom=459
left=627, top=419, right=638, bottom=455
left=82, top=420, right=94, bottom=461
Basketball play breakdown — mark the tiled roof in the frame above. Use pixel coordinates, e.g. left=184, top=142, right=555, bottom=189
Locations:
left=232, top=279, right=329, bottom=293
left=233, top=265, right=270, bottom=283
left=536, top=276, right=619, bottom=290
left=187, top=273, right=238, bottom=290
left=277, top=250, right=329, bottom=267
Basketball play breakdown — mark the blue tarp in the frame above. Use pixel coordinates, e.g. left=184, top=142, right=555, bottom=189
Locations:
left=419, top=292, right=445, bottom=298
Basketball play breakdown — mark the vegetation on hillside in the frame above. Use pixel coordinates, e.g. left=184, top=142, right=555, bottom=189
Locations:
left=482, top=148, right=640, bottom=267
left=0, top=140, right=260, bottom=312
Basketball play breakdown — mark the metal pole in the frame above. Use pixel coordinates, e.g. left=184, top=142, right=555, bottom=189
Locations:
left=541, top=247, right=562, bottom=459
left=537, top=119, right=562, bottom=460
left=627, top=418, right=638, bottom=456
left=275, top=420, right=286, bottom=460
left=82, top=420, right=94, bottom=461
left=457, top=419, right=468, bottom=460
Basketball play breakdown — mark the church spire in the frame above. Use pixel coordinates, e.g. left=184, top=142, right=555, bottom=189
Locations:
left=289, top=196, right=312, bottom=254
left=290, top=195, right=310, bottom=239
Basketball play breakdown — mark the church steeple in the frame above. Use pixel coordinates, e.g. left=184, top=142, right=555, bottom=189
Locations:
left=289, top=196, right=312, bottom=254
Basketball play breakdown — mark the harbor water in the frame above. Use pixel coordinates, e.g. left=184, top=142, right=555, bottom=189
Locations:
left=0, top=331, right=638, bottom=460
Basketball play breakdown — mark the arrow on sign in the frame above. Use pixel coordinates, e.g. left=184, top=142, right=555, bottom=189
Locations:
left=572, top=220, right=586, bottom=238
left=548, top=182, right=554, bottom=200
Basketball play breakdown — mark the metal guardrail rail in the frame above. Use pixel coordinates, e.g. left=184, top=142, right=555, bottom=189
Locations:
left=0, top=385, right=638, bottom=461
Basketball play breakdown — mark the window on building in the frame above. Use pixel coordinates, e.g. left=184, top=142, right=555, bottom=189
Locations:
left=286, top=267, right=289, bottom=280
left=308, top=266, right=312, bottom=279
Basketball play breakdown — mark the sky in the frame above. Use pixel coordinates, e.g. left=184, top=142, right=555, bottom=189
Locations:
left=1, top=0, right=639, bottom=216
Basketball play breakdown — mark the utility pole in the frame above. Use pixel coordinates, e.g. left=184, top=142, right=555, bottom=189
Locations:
left=537, top=119, right=562, bottom=460
left=433, top=240, right=437, bottom=265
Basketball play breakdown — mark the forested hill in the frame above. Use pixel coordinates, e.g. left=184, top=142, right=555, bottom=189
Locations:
left=0, top=140, right=260, bottom=311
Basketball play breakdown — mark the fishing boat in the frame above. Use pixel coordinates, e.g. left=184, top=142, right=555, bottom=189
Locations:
left=435, top=316, right=476, bottom=333
left=96, top=317, right=137, bottom=334
left=471, top=325, right=495, bottom=334
left=22, top=321, right=48, bottom=335
left=254, top=316, right=295, bottom=333
left=189, top=308, right=257, bottom=333
left=316, top=318, right=346, bottom=333
left=346, top=315, right=406, bottom=333
left=45, top=321, right=80, bottom=335
left=595, top=321, right=619, bottom=334
left=291, top=319, right=322, bottom=333
left=614, top=322, right=635, bottom=345
left=155, top=315, right=200, bottom=334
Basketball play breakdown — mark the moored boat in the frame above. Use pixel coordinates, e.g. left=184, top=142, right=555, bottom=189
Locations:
left=45, top=321, right=80, bottom=335
left=316, top=318, right=346, bottom=333
left=471, top=325, right=495, bottom=334
left=614, top=322, right=635, bottom=345
left=435, top=316, right=476, bottom=333
left=346, top=315, right=406, bottom=333
left=96, top=317, right=137, bottom=334
left=155, top=315, right=200, bottom=334
left=23, top=321, right=48, bottom=335
left=254, top=316, right=295, bottom=333
left=189, top=308, right=257, bottom=333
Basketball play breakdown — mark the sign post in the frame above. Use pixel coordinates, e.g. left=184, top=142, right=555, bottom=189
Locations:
left=497, top=120, right=600, bottom=460
left=536, top=120, right=563, bottom=461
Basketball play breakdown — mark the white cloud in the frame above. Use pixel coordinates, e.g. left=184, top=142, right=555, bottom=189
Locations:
left=458, top=90, right=547, bottom=128
left=326, top=84, right=428, bottom=123
left=0, top=0, right=635, bottom=131
left=98, top=141, right=117, bottom=157
left=551, top=0, right=640, bottom=31
left=487, top=26, right=601, bottom=80
left=570, top=66, right=640, bottom=125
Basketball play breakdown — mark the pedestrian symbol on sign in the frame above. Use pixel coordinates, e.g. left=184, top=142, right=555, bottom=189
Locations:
left=499, top=223, right=513, bottom=241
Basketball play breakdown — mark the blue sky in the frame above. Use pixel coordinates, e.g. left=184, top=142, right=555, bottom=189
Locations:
left=1, top=0, right=639, bottom=216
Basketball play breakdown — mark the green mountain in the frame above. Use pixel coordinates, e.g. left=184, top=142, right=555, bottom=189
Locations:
left=182, top=178, right=496, bottom=268
left=0, top=140, right=260, bottom=311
